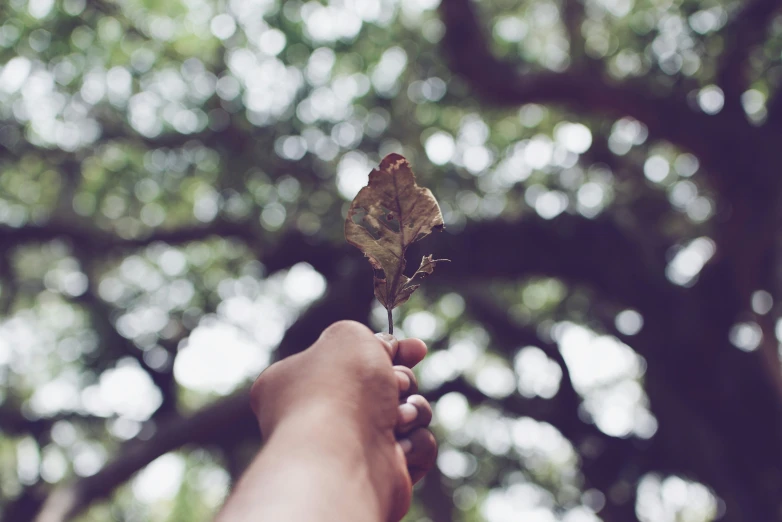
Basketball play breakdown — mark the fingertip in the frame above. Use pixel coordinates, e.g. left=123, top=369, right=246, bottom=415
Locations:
left=403, top=428, right=438, bottom=484
left=406, top=395, right=433, bottom=426
left=398, top=403, right=418, bottom=425
left=394, top=338, right=427, bottom=368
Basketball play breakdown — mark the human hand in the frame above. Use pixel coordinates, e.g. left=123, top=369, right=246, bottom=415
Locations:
left=249, top=321, right=437, bottom=521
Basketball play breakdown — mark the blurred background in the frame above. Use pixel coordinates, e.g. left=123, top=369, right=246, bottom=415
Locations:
left=2, top=0, right=782, bottom=520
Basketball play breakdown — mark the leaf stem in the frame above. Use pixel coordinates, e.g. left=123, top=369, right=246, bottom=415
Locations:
left=387, top=308, right=393, bottom=335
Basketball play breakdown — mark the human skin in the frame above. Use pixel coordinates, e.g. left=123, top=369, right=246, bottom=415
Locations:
left=216, top=321, right=438, bottom=522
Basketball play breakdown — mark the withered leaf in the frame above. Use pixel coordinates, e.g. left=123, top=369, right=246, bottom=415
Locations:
left=345, top=153, right=449, bottom=334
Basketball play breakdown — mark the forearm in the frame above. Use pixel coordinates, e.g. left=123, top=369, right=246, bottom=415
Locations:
left=216, top=410, right=388, bottom=522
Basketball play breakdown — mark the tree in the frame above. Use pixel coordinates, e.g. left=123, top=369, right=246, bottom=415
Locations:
left=1, top=0, right=781, bottom=520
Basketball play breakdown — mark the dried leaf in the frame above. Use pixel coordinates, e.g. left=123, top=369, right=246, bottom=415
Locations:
left=345, top=153, right=449, bottom=333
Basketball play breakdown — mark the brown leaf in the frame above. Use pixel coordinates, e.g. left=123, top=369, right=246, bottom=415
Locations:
left=345, top=154, right=449, bottom=332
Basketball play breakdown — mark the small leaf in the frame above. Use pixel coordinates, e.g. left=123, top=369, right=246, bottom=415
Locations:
left=345, top=154, right=449, bottom=333
left=410, top=254, right=447, bottom=281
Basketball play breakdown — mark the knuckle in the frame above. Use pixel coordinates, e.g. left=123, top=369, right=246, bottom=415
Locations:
left=249, top=375, right=266, bottom=416
left=394, top=366, right=416, bottom=393
left=322, top=320, right=372, bottom=339
left=355, top=356, right=392, bottom=387
left=249, top=363, right=280, bottom=415
left=408, top=373, right=419, bottom=392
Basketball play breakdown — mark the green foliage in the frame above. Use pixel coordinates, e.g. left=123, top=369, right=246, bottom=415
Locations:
left=0, top=0, right=753, bottom=519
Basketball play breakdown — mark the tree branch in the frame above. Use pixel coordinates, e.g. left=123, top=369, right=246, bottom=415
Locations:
left=455, top=291, right=651, bottom=521
left=4, top=211, right=668, bottom=313
left=0, top=248, right=16, bottom=315
left=68, top=284, right=179, bottom=417
left=0, top=220, right=258, bottom=252
left=423, top=214, right=673, bottom=313
left=562, top=0, right=588, bottom=63
left=764, top=88, right=782, bottom=126
left=438, top=0, right=729, bottom=165
left=426, top=375, right=648, bottom=522
left=0, top=220, right=345, bottom=282
left=0, top=403, right=104, bottom=439
left=461, top=288, right=572, bottom=380
left=716, top=0, right=782, bottom=109
left=32, top=391, right=256, bottom=522
left=459, top=287, right=583, bottom=421
left=418, top=466, right=454, bottom=522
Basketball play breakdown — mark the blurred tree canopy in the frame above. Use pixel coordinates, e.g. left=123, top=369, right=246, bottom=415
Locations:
left=2, top=0, right=782, bottom=520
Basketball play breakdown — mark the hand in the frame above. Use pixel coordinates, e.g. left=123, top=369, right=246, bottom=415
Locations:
left=249, top=321, right=437, bottom=521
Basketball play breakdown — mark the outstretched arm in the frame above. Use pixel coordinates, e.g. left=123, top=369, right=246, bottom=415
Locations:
left=216, top=322, right=437, bottom=522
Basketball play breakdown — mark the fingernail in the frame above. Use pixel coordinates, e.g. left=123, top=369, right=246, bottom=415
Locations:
left=375, top=333, right=398, bottom=357
left=375, top=333, right=396, bottom=343
left=399, top=438, right=413, bottom=454
left=398, top=403, right=417, bottom=425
